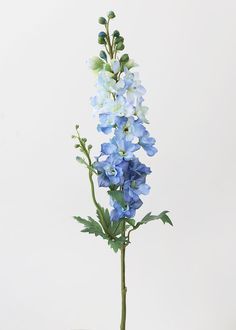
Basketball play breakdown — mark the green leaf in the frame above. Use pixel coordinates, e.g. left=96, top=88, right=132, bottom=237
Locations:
left=110, top=219, right=125, bottom=236
left=96, top=206, right=125, bottom=237
left=96, top=205, right=111, bottom=230
left=108, top=236, right=126, bottom=253
left=125, top=218, right=135, bottom=227
left=76, top=156, right=87, bottom=165
left=89, top=56, right=105, bottom=72
left=108, top=190, right=126, bottom=208
left=125, top=59, right=138, bottom=69
left=139, top=211, right=173, bottom=226
left=74, top=215, right=107, bottom=239
left=104, top=63, right=112, bottom=72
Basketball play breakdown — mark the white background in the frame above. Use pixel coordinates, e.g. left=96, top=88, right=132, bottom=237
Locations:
left=0, top=1, right=236, bottom=330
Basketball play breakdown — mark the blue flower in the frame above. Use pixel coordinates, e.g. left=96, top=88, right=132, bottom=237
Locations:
left=115, top=117, right=146, bottom=141
left=107, top=157, right=151, bottom=221
left=101, top=137, right=140, bottom=161
left=123, top=178, right=150, bottom=203
left=116, top=68, right=146, bottom=103
left=122, top=157, right=151, bottom=185
left=139, top=131, right=157, bottom=156
left=90, top=62, right=157, bottom=221
left=97, top=113, right=116, bottom=134
left=94, top=156, right=127, bottom=187
left=110, top=198, right=143, bottom=221
left=111, top=59, right=120, bottom=74
left=134, top=98, right=149, bottom=124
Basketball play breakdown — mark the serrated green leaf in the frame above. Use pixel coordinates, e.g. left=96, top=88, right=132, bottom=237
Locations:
left=96, top=206, right=126, bottom=237
left=139, top=211, right=173, bottom=226
left=108, top=190, right=126, bottom=208
left=74, top=215, right=107, bottom=239
left=108, top=236, right=126, bottom=253
left=110, top=219, right=125, bottom=236
left=96, top=205, right=111, bottom=230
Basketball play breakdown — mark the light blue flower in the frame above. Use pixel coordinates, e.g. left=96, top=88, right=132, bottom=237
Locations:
left=97, top=113, right=117, bottom=134
left=139, top=131, right=157, bottom=156
left=94, top=157, right=125, bottom=187
left=110, top=198, right=143, bottom=221
left=97, top=70, right=117, bottom=94
left=123, top=178, right=150, bottom=202
left=115, top=117, right=146, bottom=141
left=101, top=137, right=140, bottom=161
left=134, top=98, right=149, bottom=124
left=122, top=69, right=146, bottom=103
left=102, top=96, right=133, bottom=117
left=101, top=142, right=117, bottom=155
left=111, top=59, right=120, bottom=74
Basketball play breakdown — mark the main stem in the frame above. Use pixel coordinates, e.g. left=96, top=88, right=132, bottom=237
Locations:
left=120, top=239, right=127, bottom=329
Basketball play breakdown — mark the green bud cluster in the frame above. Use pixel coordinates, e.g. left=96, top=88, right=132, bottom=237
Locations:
left=72, top=126, right=98, bottom=175
left=95, top=11, right=131, bottom=75
left=113, top=33, right=125, bottom=52
left=97, top=11, right=125, bottom=58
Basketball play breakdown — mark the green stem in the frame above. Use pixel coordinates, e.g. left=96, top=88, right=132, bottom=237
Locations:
left=120, top=223, right=127, bottom=330
left=77, top=135, right=109, bottom=234
left=87, top=157, right=108, bottom=234
left=105, top=19, right=114, bottom=59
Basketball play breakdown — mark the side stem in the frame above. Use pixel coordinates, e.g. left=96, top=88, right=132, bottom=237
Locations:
left=77, top=134, right=109, bottom=235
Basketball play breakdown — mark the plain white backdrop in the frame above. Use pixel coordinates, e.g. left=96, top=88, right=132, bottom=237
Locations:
left=0, top=1, right=236, bottom=329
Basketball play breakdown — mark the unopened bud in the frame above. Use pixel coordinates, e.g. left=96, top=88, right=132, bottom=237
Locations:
left=76, top=156, right=86, bottom=164
left=75, top=124, right=79, bottom=130
left=98, top=31, right=106, bottom=38
left=81, top=138, right=87, bottom=143
left=115, top=36, right=124, bottom=44
left=98, top=17, right=107, bottom=25
left=88, top=144, right=92, bottom=150
left=74, top=144, right=80, bottom=148
left=99, top=50, right=107, bottom=61
left=120, top=54, right=129, bottom=63
left=113, top=30, right=120, bottom=38
left=107, top=11, right=115, bottom=19
left=116, top=42, right=125, bottom=51
left=98, top=36, right=106, bottom=44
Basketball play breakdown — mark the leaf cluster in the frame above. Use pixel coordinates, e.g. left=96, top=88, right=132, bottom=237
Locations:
left=74, top=205, right=129, bottom=252
left=74, top=208, right=173, bottom=253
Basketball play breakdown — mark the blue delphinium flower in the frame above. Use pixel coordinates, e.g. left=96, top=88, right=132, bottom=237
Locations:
left=94, top=156, right=128, bottom=187
left=139, top=131, right=157, bottom=156
left=101, top=137, right=140, bottom=161
left=110, top=198, right=143, bottom=221
left=115, top=117, right=146, bottom=142
left=90, top=44, right=158, bottom=221
left=74, top=14, right=173, bottom=330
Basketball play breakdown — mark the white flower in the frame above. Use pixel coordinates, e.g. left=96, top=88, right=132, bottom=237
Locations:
left=135, top=103, right=149, bottom=124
